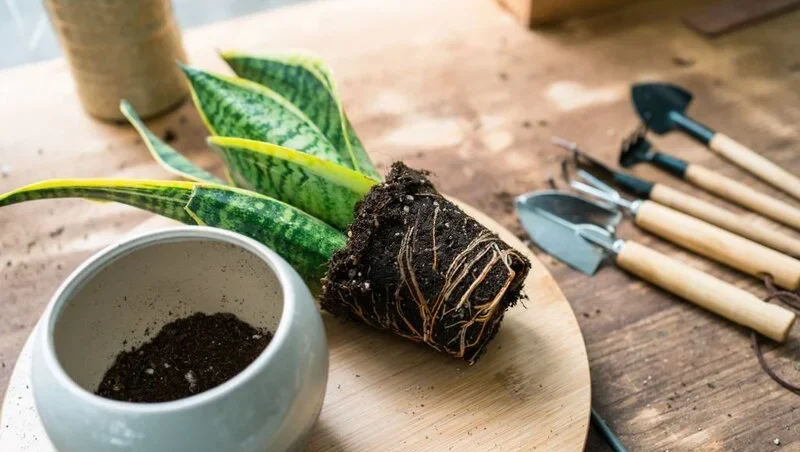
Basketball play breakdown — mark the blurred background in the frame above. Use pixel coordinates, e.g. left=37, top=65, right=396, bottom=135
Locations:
left=0, top=0, right=310, bottom=69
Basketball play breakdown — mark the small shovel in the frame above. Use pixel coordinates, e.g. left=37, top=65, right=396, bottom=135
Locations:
left=631, top=82, right=800, bottom=201
left=620, top=126, right=800, bottom=231
left=516, top=191, right=796, bottom=342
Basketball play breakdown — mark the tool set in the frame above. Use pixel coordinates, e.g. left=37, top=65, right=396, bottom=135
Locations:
left=631, top=82, right=800, bottom=200
left=552, top=142, right=800, bottom=290
left=620, top=126, right=800, bottom=231
left=554, top=137, right=800, bottom=257
left=517, top=84, right=800, bottom=354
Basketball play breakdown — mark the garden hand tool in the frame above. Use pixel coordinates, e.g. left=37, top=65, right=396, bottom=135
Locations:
left=619, top=126, right=800, bottom=231
left=551, top=136, right=800, bottom=257
left=565, top=160, right=800, bottom=290
left=632, top=82, right=800, bottom=200
left=516, top=191, right=796, bottom=342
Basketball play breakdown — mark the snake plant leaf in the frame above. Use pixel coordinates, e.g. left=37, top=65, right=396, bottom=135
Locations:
left=0, top=179, right=346, bottom=291
left=181, top=64, right=352, bottom=170
left=208, top=136, right=376, bottom=231
left=186, top=185, right=346, bottom=289
left=220, top=51, right=380, bottom=180
left=120, top=100, right=223, bottom=184
left=0, top=179, right=198, bottom=223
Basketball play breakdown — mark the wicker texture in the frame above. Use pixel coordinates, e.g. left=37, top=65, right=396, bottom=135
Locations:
left=45, top=0, right=188, bottom=121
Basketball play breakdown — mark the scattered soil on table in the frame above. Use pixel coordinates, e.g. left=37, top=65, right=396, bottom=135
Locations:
left=322, top=162, right=530, bottom=363
left=671, top=56, right=695, bottom=67
left=492, top=190, right=515, bottom=214
left=162, top=128, right=178, bottom=143
left=96, top=312, right=272, bottom=403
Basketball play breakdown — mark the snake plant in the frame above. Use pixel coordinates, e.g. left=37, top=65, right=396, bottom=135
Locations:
left=2, top=54, right=373, bottom=289
left=0, top=52, right=530, bottom=362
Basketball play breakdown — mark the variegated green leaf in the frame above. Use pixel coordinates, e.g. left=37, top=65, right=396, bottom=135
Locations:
left=120, top=100, right=223, bottom=184
left=208, top=136, right=376, bottom=231
left=0, top=179, right=346, bottom=291
left=186, top=185, right=346, bottom=288
left=220, top=51, right=380, bottom=180
left=0, top=179, right=197, bottom=223
left=181, top=64, right=352, bottom=170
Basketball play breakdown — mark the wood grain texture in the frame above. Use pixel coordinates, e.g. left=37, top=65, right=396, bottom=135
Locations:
left=634, top=200, right=800, bottom=290
left=0, top=205, right=591, bottom=452
left=616, top=240, right=796, bottom=342
left=685, top=164, right=800, bottom=230
left=1, top=0, right=800, bottom=450
left=650, top=183, right=800, bottom=257
left=709, top=132, right=800, bottom=200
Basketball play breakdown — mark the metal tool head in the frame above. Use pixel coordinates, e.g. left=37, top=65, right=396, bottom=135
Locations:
left=619, top=124, right=653, bottom=168
left=631, top=82, right=693, bottom=134
left=516, top=191, right=621, bottom=275
left=551, top=136, right=639, bottom=211
left=552, top=135, right=653, bottom=202
left=571, top=170, right=635, bottom=211
left=552, top=137, right=615, bottom=183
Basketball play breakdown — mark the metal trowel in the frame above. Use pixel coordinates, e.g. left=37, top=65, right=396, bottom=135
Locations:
left=516, top=191, right=796, bottom=342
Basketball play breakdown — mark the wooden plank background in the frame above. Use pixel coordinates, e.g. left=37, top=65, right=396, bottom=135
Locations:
left=1, top=0, right=799, bottom=449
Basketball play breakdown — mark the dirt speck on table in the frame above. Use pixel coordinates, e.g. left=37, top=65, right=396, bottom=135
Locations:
left=671, top=56, right=695, bottom=67
left=162, top=128, right=178, bottom=143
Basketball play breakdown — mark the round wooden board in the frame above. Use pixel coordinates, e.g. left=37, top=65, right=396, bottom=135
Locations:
left=0, top=203, right=591, bottom=451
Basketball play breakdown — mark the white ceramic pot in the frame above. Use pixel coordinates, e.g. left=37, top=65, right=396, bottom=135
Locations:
left=31, top=227, right=328, bottom=452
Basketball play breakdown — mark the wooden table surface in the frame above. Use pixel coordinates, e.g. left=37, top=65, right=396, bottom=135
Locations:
left=1, top=0, right=799, bottom=450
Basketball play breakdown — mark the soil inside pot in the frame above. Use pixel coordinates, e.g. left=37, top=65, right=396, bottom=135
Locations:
left=96, top=312, right=272, bottom=403
left=322, top=162, right=530, bottom=363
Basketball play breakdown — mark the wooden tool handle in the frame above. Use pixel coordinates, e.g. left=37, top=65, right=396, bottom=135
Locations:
left=710, top=133, right=800, bottom=201
left=650, top=184, right=800, bottom=258
left=685, top=164, right=800, bottom=231
left=616, top=240, right=796, bottom=342
left=635, top=200, right=800, bottom=290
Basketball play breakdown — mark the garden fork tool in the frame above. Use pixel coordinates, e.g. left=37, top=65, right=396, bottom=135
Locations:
left=619, top=126, right=800, bottom=231
left=516, top=190, right=796, bottom=342
left=552, top=146, right=800, bottom=291
left=631, top=82, right=800, bottom=200
left=553, top=137, right=800, bottom=257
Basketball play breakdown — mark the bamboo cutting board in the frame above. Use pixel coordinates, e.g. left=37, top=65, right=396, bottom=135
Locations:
left=0, top=203, right=591, bottom=451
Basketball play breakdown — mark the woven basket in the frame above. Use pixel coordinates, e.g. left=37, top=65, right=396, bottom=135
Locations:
left=45, top=0, right=189, bottom=121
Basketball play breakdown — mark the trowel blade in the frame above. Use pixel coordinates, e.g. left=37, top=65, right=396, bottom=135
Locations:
left=515, top=191, right=620, bottom=276
left=632, top=82, right=693, bottom=134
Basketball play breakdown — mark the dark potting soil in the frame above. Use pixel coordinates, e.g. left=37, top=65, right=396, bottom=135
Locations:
left=322, top=162, right=531, bottom=363
left=96, top=312, right=272, bottom=403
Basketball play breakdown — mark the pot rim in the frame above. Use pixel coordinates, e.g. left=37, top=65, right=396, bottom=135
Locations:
left=39, top=226, right=299, bottom=413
